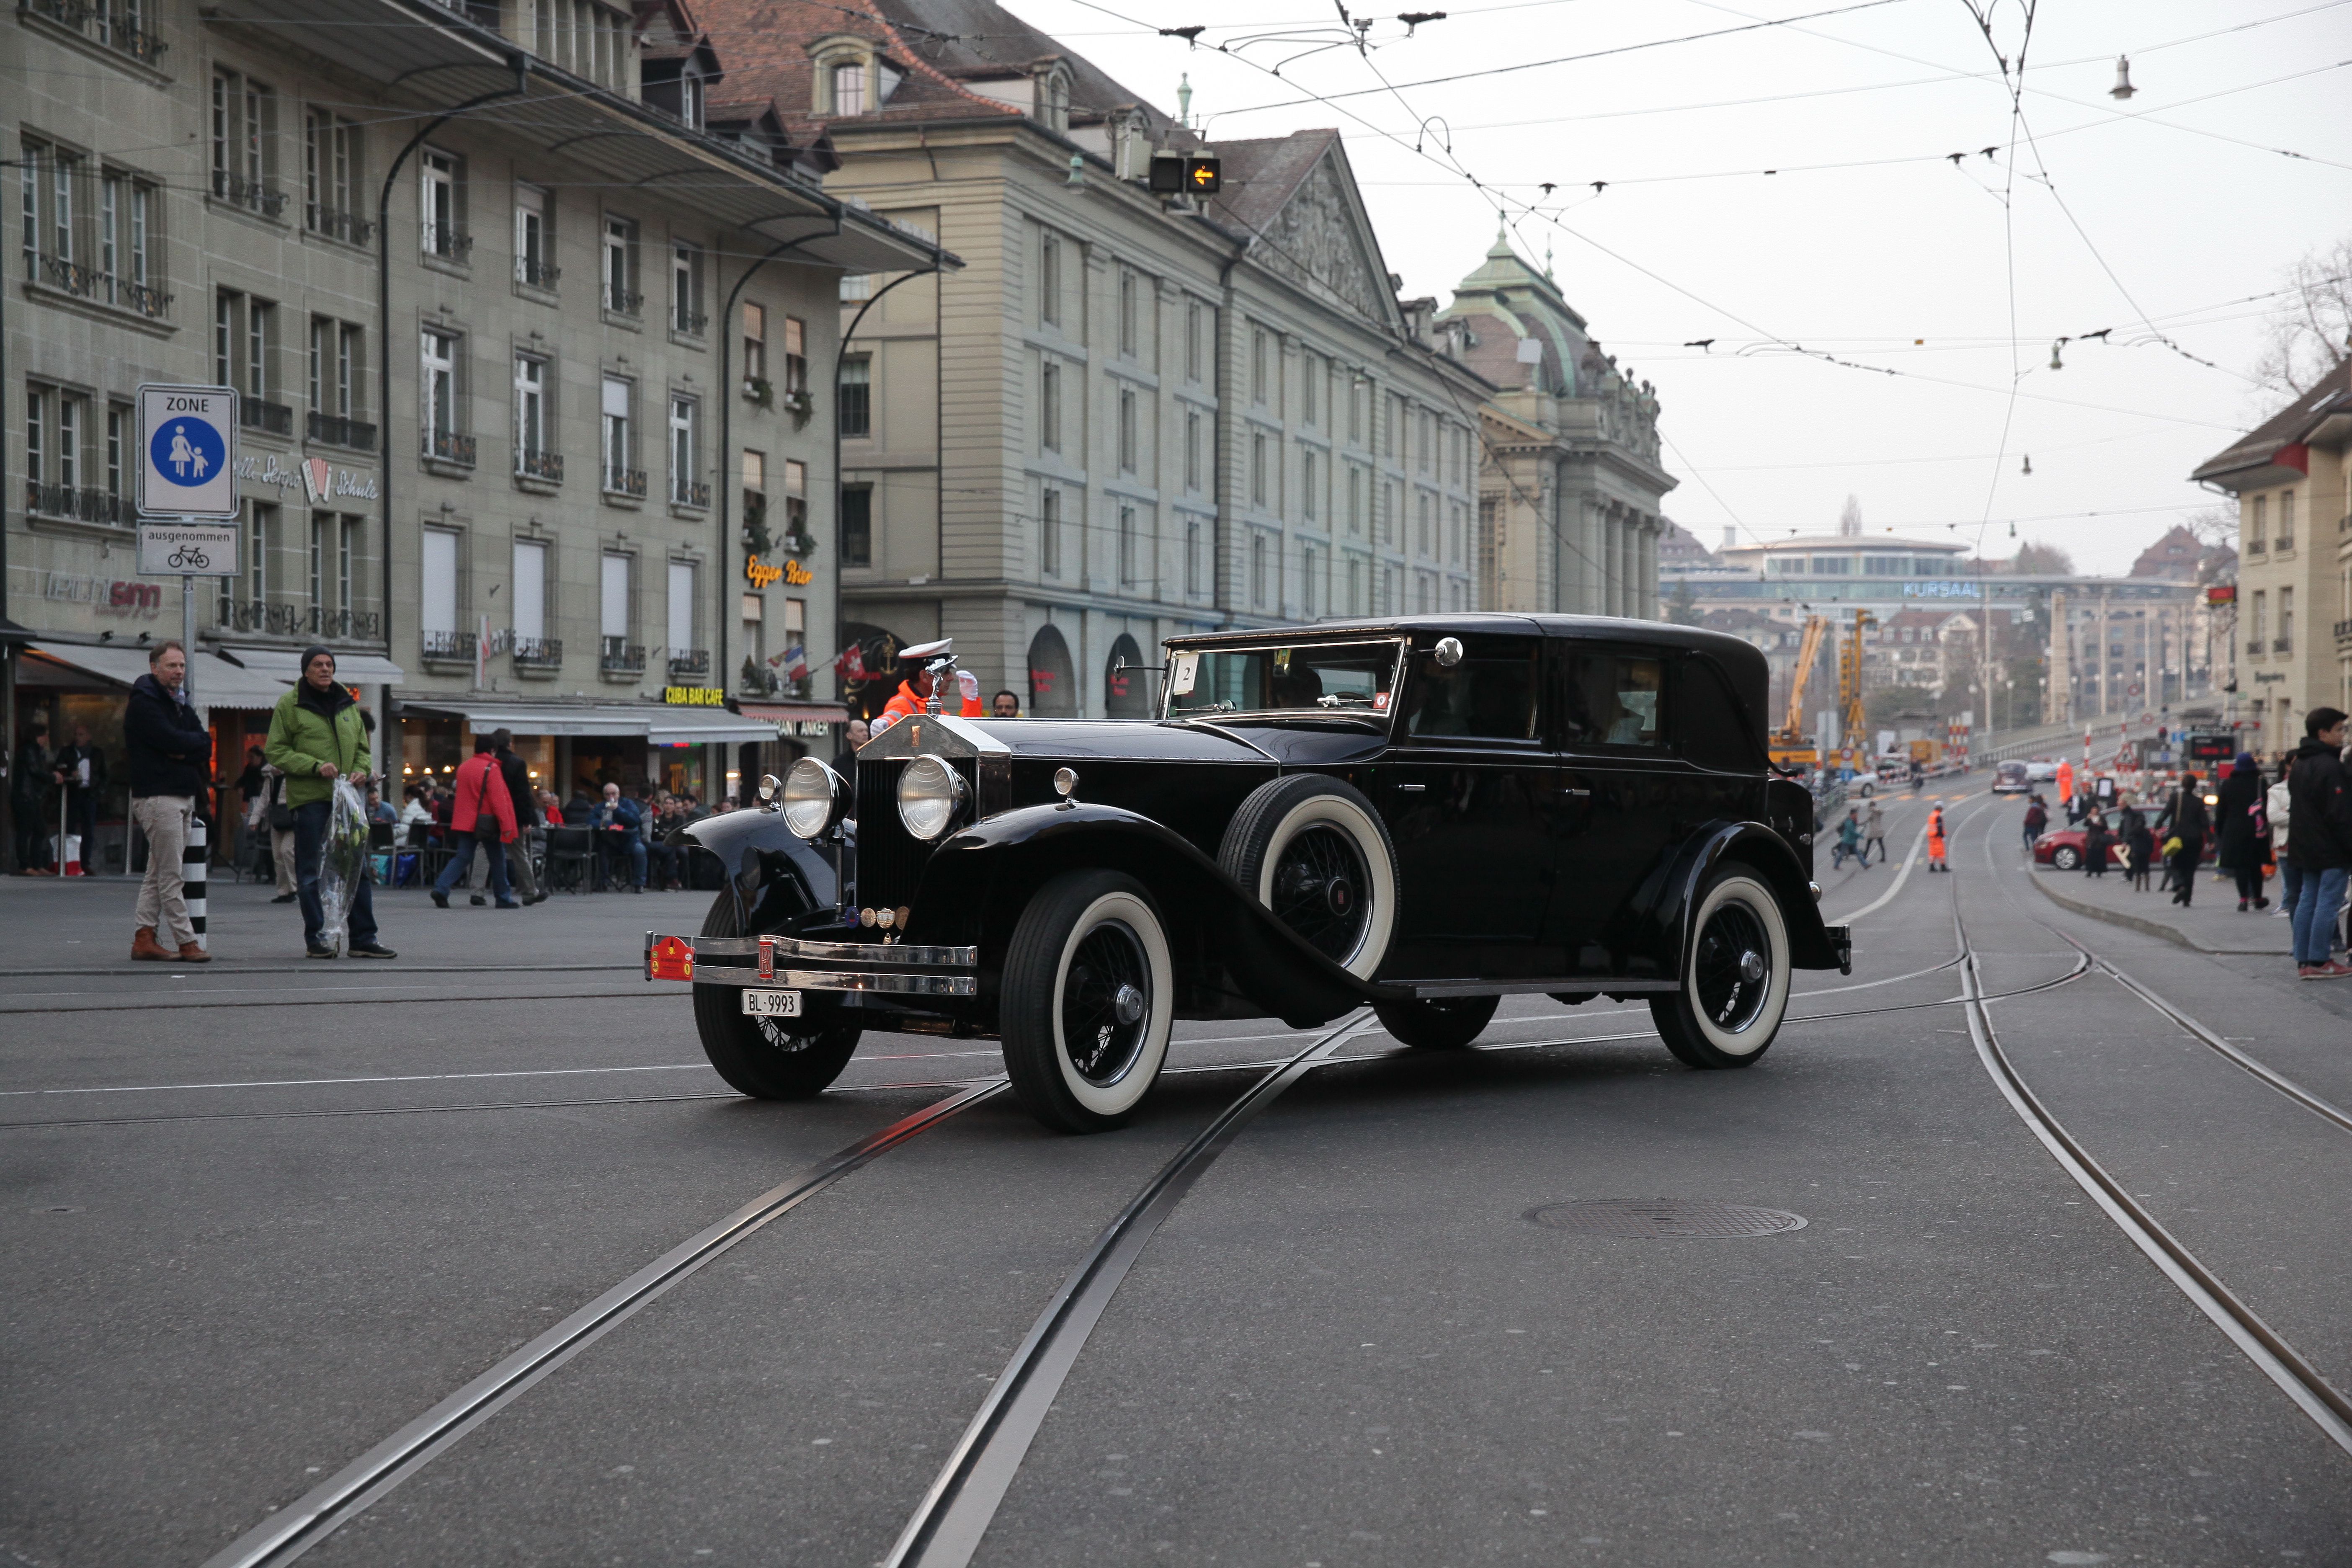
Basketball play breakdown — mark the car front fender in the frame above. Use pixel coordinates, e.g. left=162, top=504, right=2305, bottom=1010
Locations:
left=1622, top=820, right=1850, bottom=977
left=910, top=802, right=1405, bottom=1026
left=681, top=808, right=841, bottom=931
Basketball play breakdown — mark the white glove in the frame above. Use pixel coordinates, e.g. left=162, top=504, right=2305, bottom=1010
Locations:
left=957, top=669, right=980, bottom=705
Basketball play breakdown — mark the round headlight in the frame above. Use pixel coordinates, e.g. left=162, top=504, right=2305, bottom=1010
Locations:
left=781, top=757, right=849, bottom=840
left=898, top=754, right=968, bottom=841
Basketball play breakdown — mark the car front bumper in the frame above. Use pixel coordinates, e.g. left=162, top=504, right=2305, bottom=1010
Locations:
left=645, top=931, right=979, bottom=998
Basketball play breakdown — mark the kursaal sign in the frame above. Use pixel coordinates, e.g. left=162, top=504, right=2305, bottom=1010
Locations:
left=137, top=384, right=241, bottom=521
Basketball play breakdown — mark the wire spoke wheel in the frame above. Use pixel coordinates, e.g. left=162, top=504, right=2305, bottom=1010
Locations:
left=1061, top=920, right=1153, bottom=1087
left=1269, top=824, right=1371, bottom=964
left=1692, top=901, right=1771, bottom=1034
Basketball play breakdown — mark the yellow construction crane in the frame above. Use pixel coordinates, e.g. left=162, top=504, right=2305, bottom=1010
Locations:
left=1839, top=609, right=1875, bottom=765
left=1769, top=615, right=1830, bottom=769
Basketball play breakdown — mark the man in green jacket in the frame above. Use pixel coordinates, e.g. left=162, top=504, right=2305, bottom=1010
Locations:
left=265, top=647, right=396, bottom=959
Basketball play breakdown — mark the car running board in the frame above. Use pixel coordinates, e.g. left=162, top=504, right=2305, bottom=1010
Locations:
left=1408, top=977, right=1679, bottom=998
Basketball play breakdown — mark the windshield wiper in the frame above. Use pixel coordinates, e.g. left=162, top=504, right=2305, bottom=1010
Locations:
left=1315, top=693, right=1375, bottom=708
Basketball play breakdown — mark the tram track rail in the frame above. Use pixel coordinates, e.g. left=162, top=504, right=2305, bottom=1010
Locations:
left=1959, top=792, right=2352, bottom=1460
left=173, top=784, right=2087, bottom=1564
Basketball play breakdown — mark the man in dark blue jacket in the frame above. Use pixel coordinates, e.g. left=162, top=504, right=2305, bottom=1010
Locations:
left=124, top=641, right=213, bottom=962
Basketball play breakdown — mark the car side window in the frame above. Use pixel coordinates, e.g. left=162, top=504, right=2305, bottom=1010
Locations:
left=1676, top=656, right=1764, bottom=769
left=1561, top=650, right=1664, bottom=749
left=1401, top=637, right=1540, bottom=741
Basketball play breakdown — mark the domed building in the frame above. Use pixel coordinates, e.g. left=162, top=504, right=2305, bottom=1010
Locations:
left=1436, top=226, right=1676, bottom=617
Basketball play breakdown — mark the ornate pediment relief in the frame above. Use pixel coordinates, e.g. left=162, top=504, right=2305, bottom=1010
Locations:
left=1251, top=153, right=1393, bottom=326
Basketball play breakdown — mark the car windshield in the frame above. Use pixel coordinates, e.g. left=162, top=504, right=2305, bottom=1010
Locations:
left=1164, top=640, right=1402, bottom=719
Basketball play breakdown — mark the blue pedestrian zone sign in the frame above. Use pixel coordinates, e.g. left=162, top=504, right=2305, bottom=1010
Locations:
left=136, top=384, right=239, bottom=520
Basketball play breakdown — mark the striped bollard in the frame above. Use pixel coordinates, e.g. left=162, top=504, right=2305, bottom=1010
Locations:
left=183, top=815, right=208, bottom=953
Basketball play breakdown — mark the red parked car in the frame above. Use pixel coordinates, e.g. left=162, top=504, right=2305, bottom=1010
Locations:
left=2032, top=826, right=2215, bottom=872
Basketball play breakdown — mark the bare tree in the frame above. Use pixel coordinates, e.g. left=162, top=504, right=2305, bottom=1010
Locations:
left=2252, top=235, right=2352, bottom=402
left=2012, top=539, right=2075, bottom=575
left=2182, top=504, right=2236, bottom=549
left=1838, top=494, right=1863, bottom=536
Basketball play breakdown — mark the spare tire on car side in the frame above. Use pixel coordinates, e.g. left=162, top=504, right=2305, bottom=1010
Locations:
left=1217, top=774, right=1398, bottom=980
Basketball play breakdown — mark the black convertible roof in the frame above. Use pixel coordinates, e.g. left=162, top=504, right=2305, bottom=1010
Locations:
left=1167, top=613, right=1759, bottom=661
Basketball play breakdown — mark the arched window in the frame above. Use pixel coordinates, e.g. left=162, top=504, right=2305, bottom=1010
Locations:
left=1105, top=632, right=1148, bottom=718
left=1028, top=624, right=1078, bottom=717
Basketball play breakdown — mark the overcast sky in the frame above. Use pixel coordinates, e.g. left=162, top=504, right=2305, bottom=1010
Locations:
left=1005, top=0, right=2352, bottom=574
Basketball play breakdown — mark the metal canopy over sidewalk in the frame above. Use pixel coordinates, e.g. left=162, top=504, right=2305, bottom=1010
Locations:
left=23, top=644, right=294, bottom=711
left=402, top=701, right=783, bottom=745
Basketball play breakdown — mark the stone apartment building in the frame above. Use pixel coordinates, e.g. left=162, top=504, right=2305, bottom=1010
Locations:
left=1436, top=227, right=1674, bottom=617
left=697, top=0, right=1490, bottom=719
left=4, top=0, right=937, bottom=866
left=2192, top=356, right=2352, bottom=756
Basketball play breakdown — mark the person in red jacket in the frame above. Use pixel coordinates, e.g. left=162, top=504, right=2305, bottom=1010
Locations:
left=873, top=638, right=982, bottom=732
left=430, top=734, right=518, bottom=909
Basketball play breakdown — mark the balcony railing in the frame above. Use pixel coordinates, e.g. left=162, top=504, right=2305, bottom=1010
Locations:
left=423, top=226, right=472, bottom=261
left=213, top=172, right=288, bottom=219
left=19, top=0, right=168, bottom=65
left=515, top=257, right=560, bottom=288
left=668, top=648, right=711, bottom=676
left=2335, top=618, right=2352, bottom=645
left=214, top=599, right=301, bottom=637
left=604, top=284, right=642, bottom=315
left=671, top=478, right=710, bottom=509
left=2275, top=637, right=2294, bottom=654
left=306, top=204, right=376, bottom=245
left=673, top=308, right=708, bottom=335
left=603, top=466, right=647, bottom=499
left=309, top=412, right=377, bottom=449
left=310, top=607, right=384, bottom=640
left=599, top=636, right=646, bottom=675
left=516, top=448, right=563, bottom=483
left=119, top=279, right=169, bottom=319
left=26, top=481, right=130, bottom=526
left=240, top=399, right=294, bottom=436
left=510, top=634, right=562, bottom=667
left=421, top=629, right=476, bottom=662
left=2247, top=638, right=2265, bottom=655
left=38, top=254, right=98, bottom=298
left=2246, top=537, right=2267, bottom=555
left=424, top=429, right=476, bottom=467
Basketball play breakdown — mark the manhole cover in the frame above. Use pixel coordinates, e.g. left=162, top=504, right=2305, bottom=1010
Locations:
left=1525, top=1200, right=1807, bottom=1239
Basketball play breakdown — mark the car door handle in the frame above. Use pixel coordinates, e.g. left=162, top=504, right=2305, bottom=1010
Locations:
left=1561, top=787, right=1591, bottom=797
left=1398, top=782, right=1427, bottom=793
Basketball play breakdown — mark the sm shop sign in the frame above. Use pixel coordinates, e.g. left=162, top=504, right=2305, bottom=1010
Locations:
left=44, top=571, right=163, bottom=617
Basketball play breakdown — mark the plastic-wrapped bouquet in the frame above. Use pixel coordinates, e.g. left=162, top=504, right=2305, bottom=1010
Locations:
left=316, top=776, right=370, bottom=953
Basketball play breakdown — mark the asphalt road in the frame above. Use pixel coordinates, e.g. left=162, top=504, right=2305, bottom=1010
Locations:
left=4, top=777, right=2347, bottom=1567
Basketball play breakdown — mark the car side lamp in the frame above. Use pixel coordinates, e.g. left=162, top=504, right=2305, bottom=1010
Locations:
left=1055, top=767, right=1080, bottom=809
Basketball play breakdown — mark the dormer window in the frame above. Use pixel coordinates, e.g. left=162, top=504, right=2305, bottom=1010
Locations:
left=831, top=60, right=867, bottom=115
left=1039, top=67, right=1071, bottom=133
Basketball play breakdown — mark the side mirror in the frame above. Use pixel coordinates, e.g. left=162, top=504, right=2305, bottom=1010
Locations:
left=1433, top=636, right=1464, bottom=668
left=756, top=773, right=782, bottom=805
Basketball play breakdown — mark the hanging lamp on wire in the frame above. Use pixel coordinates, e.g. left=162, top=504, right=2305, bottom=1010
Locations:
left=2110, top=56, right=2136, bottom=101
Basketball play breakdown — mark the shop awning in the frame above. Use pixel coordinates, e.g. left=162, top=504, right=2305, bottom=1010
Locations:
left=24, top=643, right=294, bottom=711
left=402, top=701, right=782, bottom=745
left=738, top=701, right=851, bottom=726
left=219, top=647, right=407, bottom=683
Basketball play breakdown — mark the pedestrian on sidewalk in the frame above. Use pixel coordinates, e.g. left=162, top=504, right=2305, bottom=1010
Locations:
left=471, top=729, right=545, bottom=905
left=255, top=762, right=298, bottom=900
left=591, top=781, right=647, bottom=892
left=54, top=723, right=107, bottom=875
left=1862, top=800, right=1886, bottom=866
left=1927, top=806, right=1949, bottom=872
left=1833, top=809, right=1862, bottom=870
left=2082, top=810, right=2112, bottom=878
left=2269, top=769, right=2298, bottom=921
left=2217, top=752, right=2271, bottom=912
left=433, top=734, right=519, bottom=910
left=12, top=717, right=58, bottom=873
left=124, top=641, right=211, bottom=961
left=266, top=647, right=396, bottom=959
left=2124, top=805, right=2155, bottom=892
left=2022, top=795, right=2048, bottom=851
left=2157, top=772, right=2209, bottom=908
left=2287, top=707, right=2352, bottom=979
left=2057, top=761, right=2078, bottom=823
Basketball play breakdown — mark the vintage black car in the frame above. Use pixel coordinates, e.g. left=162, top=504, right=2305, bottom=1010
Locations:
left=647, top=616, right=1851, bottom=1132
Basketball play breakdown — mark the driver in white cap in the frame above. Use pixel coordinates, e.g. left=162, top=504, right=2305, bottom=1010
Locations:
left=873, top=637, right=981, bottom=731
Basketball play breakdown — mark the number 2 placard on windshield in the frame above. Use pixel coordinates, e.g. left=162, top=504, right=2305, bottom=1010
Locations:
left=137, top=384, right=240, bottom=521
